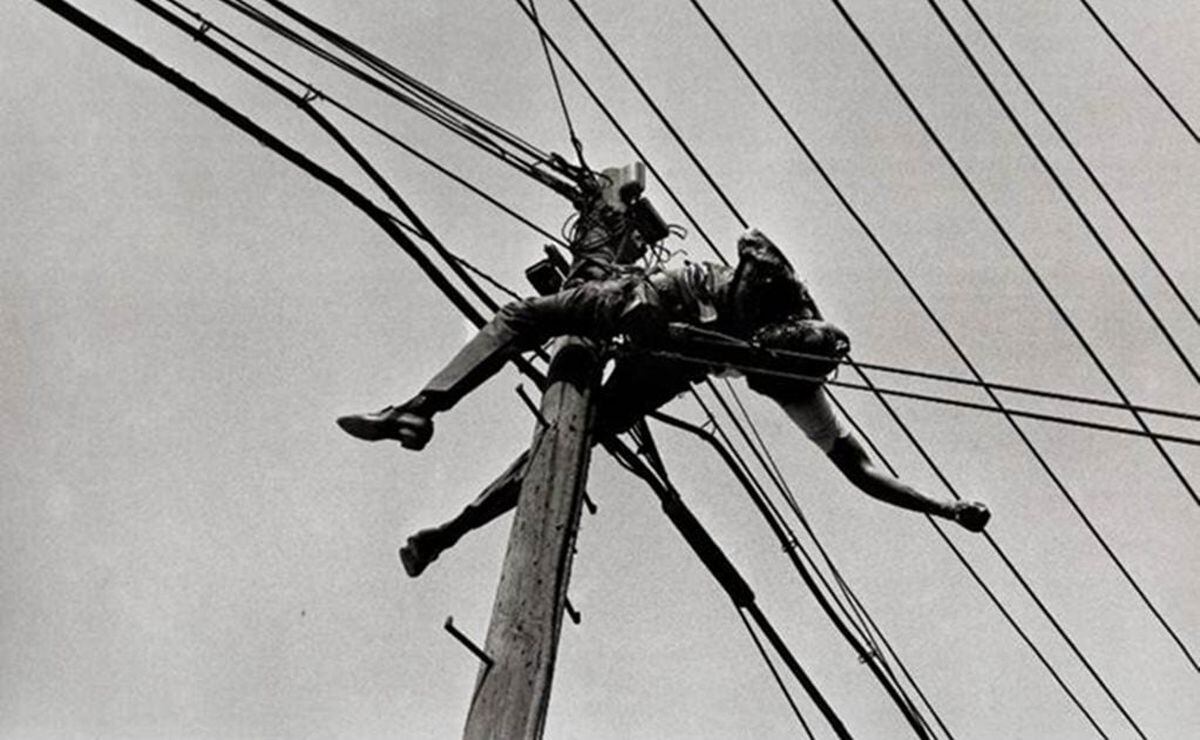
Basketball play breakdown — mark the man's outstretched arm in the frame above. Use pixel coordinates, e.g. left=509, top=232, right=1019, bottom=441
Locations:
left=827, top=432, right=990, bottom=532
left=769, top=386, right=990, bottom=532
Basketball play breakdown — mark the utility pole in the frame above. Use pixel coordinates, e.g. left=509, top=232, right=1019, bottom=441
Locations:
left=463, top=337, right=600, bottom=740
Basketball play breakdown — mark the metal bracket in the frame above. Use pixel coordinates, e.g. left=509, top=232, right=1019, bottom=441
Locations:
left=515, top=384, right=550, bottom=427
left=564, top=597, right=581, bottom=625
left=444, top=616, right=493, bottom=668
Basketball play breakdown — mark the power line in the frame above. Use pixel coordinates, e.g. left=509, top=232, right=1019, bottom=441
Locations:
left=923, top=0, right=1199, bottom=386
left=141, top=0, right=511, bottom=327
left=844, top=361, right=1147, bottom=737
left=218, top=0, right=577, bottom=196
left=563, top=0, right=749, bottom=230
left=826, top=392, right=1109, bottom=738
left=603, top=435, right=853, bottom=738
left=686, top=387, right=940, bottom=737
left=259, top=0, right=557, bottom=165
left=655, top=402, right=945, bottom=737
left=32, top=2, right=845, bottom=735
left=549, top=2, right=1128, bottom=731
left=639, top=344, right=1200, bottom=447
left=957, top=0, right=1200, bottom=329
left=827, top=377, right=1200, bottom=449
left=638, top=338, right=1200, bottom=426
left=1075, top=0, right=1200, bottom=145
left=737, top=608, right=817, bottom=739
left=819, top=0, right=1198, bottom=514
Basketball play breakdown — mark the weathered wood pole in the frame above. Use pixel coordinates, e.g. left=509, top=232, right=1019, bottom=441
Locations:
left=463, top=337, right=600, bottom=740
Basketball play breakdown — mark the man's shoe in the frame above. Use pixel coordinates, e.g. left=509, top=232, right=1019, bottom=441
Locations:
left=336, top=404, right=433, bottom=450
left=399, top=529, right=443, bottom=578
left=954, top=501, right=991, bottom=533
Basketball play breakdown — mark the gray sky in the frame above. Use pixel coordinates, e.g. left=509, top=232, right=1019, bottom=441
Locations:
left=3, top=1, right=1199, bottom=737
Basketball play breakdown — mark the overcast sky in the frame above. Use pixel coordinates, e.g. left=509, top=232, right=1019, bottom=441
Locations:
left=4, top=1, right=1199, bottom=738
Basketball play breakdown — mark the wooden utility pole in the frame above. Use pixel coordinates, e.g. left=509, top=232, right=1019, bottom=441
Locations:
left=463, top=337, right=600, bottom=740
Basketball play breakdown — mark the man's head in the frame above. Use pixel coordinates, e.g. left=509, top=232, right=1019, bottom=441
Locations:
left=730, top=229, right=814, bottom=331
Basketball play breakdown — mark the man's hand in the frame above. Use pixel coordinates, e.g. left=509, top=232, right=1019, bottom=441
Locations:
left=952, top=501, right=991, bottom=533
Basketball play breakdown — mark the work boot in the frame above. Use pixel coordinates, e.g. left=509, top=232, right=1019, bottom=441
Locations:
left=399, top=528, right=448, bottom=578
left=336, top=397, right=434, bottom=450
left=953, top=501, right=991, bottom=533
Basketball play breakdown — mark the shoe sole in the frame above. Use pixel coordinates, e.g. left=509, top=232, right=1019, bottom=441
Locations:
left=336, top=414, right=432, bottom=450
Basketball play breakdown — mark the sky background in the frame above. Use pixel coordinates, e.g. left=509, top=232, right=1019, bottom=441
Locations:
left=3, top=1, right=1199, bottom=737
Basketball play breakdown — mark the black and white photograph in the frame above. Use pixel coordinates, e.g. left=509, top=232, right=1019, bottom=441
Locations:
left=4, top=1, right=1198, bottom=737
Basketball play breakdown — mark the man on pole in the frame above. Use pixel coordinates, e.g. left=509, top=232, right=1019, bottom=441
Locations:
left=338, top=229, right=991, bottom=576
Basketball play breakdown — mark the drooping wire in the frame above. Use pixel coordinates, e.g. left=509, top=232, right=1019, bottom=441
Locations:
left=821, top=0, right=1198, bottom=510
left=957, top=0, right=1200, bottom=329
left=922, top=0, right=1200, bottom=387
left=825, top=378, right=1200, bottom=449
left=1075, top=0, right=1200, bottom=145
left=635, top=337, right=1200, bottom=426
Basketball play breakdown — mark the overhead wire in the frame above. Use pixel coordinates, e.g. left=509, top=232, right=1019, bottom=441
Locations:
left=736, top=608, right=817, bottom=739
left=603, top=434, right=853, bottom=738
left=956, top=0, right=1200, bottom=329
left=844, top=358, right=1148, bottom=738
left=564, top=1, right=1149, bottom=732
left=830, top=0, right=1200, bottom=676
left=34, top=2, right=838, bottom=736
left=921, top=0, right=1200, bottom=387
left=54, top=0, right=1171, bottom=729
left=819, top=0, right=1199, bottom=511
left=535, top=3, right=948, bottom=731
left=217, top=0, right=576, bottom=195
left=146, top=0, right=516, bottom=327
left=825, top=392, right=1109, bottom=737
left=1075, top=0, right=1200, bottom=146
left=630, top=335, right=1200, bottom=425
left=708, top=382, right=960, bottom=739
left=259, top=0, right=556, bottom=163
left=166, top=0, right=566, bottom=246
left=640, top=343, right=1200, bottom=447
left=677, top=390, right=945, bottom=738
